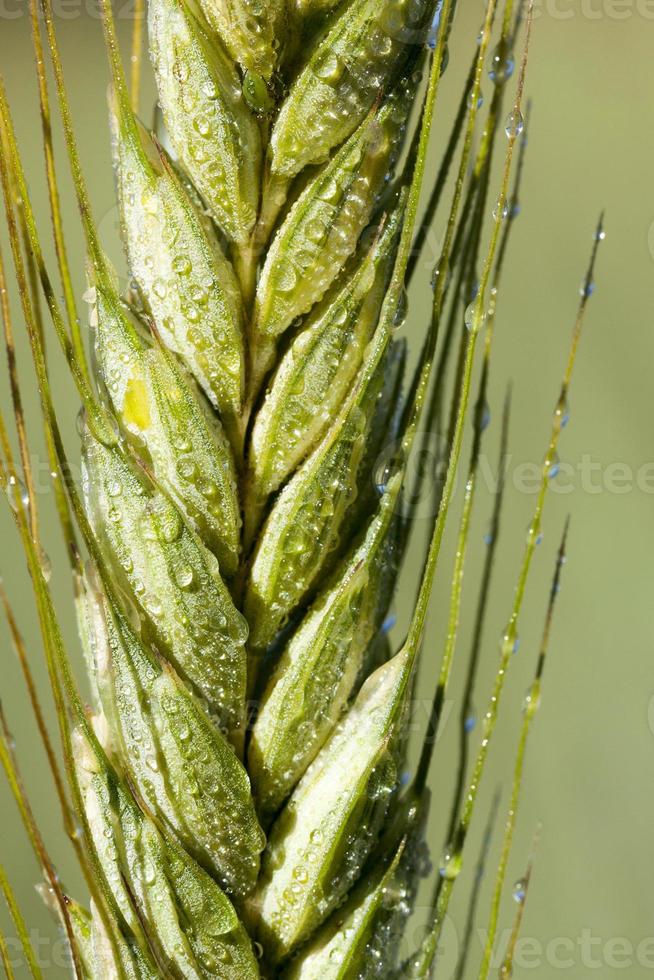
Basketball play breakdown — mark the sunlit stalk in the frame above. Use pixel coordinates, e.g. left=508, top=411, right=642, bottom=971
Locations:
left=478, top=521, right=569, bottom=979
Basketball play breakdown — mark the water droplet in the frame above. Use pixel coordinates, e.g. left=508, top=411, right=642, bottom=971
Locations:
left=39, top=548, right=52, bottom=583
left=464, top=713, right=476, bottom=733
left=172, top=255, right=192, bottom=276
left=431, top=262, right=449, bottom=293
left=545, top=451, right=560, bottom=480
left=439, top=847, right=462, bottom=880
left=526, top=522, right=543, bottom=546
left=315, top=49, right=344, bottom=84
left=513, top=877, right=527, bottom=904
left=6, top=475, right=29, bottom=514
left=488, top=43, right=515, bottom=84
left=467, top=88, right=484, bottom=110
left=504, top=108, right=524, bottom=139
left=174, top=564, right=194, bottom=589
left=393, top=288, right=408, bottom=330
left=523, top=684, right=541, bottom=716
left=493, top=198, right=509, bottom=221
left=555, top=393, right=570, bottom=430
left=464, top=301, right=486, bottom=333
left=426, top=5, right=442, bottom=50
left=580, top=280, right=596, bottom=298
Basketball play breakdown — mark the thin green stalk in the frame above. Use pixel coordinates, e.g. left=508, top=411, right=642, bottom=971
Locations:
left=443, top=0, right=525, bottom=447
left=385, top=0, right=456, bottom=308
left=454, top=788, right=501, bottom=980
left=445, top=389, right=510, bottom=846
left=37, top=0, right=105, bottom=272
left=400, top=0, right=499, bottom=520
left=405, top=0, right=525, bottom=661
left=0, top=921, right=13, bottom=980
left=0, top=242, right=39, bottom=545
left=405, top=38, right=477, bottom=285
left=478, top=520, right=569, bottom=980
left=0, top=183, right=80, bottom=571
left=404, top=167, right=485, bottom=532
left=0, top=864, right=41, bottom=980
left=0, top=239, right=84, bottom=860
left=0, top=704, right=82, bottom=980
left=418, top=109, right=530, bottom=797
left=0, top=584, right=72, bottom=838
left=27, top=0, right=83, bottom=370
left=499, top=833, right=539, bottom=979
left=412, top=362, right=490, bottom=794
left=130, top=0, right=146, bottom=114
left=0, top=411, right=149, bottom=968
left=0, top=82, right=109, bottom=444
left=416, top=208, right=604, bottom=972
left=0, top=145, right=145, bottom=965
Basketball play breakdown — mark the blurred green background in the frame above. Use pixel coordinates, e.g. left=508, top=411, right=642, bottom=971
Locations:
left=1, top=1, right=653, bottom=975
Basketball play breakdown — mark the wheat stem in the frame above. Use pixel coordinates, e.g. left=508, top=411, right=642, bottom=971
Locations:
left=0, top=863, right=41, bottom=979
left=28, top=0, right=83, bottom=370
left=478, top=520, right=569, bottom=980
left=425, top=207, right=602, bottom=969
left=0, top=705, right=83, bottom=980
left=130, top=0, right=146, bottom=114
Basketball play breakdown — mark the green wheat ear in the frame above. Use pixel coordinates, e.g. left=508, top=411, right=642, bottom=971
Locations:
left=0, top=0, right=604, bottom=975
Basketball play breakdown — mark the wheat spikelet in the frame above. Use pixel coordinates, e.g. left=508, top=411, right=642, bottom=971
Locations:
left=0, top=0, right=605, bottom=976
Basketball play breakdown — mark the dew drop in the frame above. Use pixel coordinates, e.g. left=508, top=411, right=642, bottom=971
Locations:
left=172, top=255, right=192, bottom=276
left=493, top=198, right=509, bottom=221
left=393, top=288, right=408, bottom=330
left=467, top=88, right=484, bottom=110
left=174, top=564, right=194, bottom=589
left=555, top=393, right=570, bottom=430
left=315, top=49, right=344, bottom=84
left=464, top=301, right=486, bottom=333
left=438, top=847, right=462, bottom=880
left=39, top=548, right=52, bottom=583
left=6, top=475, right=29, bottom=514
left=488, top=43, right=515, bottom=84
left=513, top=877, right=527, bottom=904
left=426, top=5, right=442, bottom=50
left=504, top=108, right=524, bottom=140
left=545, top=451, right=560, bottom=480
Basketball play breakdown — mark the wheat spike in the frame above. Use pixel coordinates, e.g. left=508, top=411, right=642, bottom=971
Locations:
left=0, top=0, right=605, bottom=975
